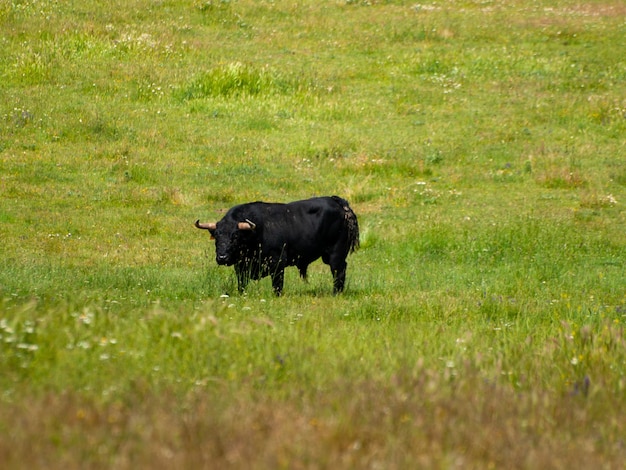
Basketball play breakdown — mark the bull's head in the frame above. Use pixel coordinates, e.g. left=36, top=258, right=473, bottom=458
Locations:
left=195, top=219, right=256, bottom=265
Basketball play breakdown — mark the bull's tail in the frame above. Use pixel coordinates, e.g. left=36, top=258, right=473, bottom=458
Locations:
left=332, top=196, right=360, bottom=254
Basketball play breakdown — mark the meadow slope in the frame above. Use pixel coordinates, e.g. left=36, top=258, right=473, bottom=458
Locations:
left=1, top=0, right=625, bottom=468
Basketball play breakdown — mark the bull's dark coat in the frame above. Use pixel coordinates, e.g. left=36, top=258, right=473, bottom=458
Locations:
left=196, top=196, right=359, bottom=295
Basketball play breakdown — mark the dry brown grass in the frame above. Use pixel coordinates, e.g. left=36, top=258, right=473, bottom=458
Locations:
left=2, top=371, right=625, bottom=469
left=535, top=167, right=588, bottom=189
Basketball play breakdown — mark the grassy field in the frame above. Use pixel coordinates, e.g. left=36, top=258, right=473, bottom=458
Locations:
left=1, top=0, right=625, bottom=467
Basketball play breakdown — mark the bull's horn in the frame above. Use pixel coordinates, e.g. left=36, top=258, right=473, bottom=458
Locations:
left=195, top=220, right=216, bottom=230
left=238, top=219, right=256, bottom=230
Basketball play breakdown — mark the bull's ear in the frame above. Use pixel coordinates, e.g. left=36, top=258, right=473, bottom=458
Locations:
left=238, top=219, right=257, bottom=231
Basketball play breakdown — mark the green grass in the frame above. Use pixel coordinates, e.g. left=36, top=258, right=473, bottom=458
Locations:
left=1, top=0, right=626, bottom=467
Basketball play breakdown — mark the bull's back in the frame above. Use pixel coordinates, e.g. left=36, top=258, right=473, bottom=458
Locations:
left=237, top=197, right=356, bottom=256
left=283, top=197, right=351, bottom=255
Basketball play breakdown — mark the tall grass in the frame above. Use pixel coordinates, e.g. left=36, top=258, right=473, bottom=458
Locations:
left=1, top=0, right=625, bottom=467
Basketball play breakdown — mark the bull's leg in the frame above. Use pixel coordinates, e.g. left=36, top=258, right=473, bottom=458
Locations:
left=271, top=268, right=285, bottom=296
left=297, top=262, right=309, bottom=281
left=329, top=258, right=348, bottom=294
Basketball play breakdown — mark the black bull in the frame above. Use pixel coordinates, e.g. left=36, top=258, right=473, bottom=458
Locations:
left=195, top=196, right=359, bottom=295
